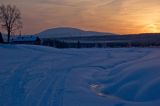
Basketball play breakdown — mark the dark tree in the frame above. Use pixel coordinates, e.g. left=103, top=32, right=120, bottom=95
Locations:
left=0, top=4, right=22, bottom=43
left=0, top=32, right=4, bottom=43
left=77, top=40, right=80, bottom=48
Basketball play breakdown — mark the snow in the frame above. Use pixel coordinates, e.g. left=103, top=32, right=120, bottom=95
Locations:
left=0, top=44, right=160, bottom=106
left=11, top=36, right=37, bottom=42
left=1, top=35, right=36, bottom=42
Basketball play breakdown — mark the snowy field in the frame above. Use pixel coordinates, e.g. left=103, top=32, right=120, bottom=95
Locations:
left=0, top=45, right=160, bottom=106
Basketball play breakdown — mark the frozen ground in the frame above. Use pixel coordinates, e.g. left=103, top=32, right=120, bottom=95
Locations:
left=0, top=44, right=160, bottom=106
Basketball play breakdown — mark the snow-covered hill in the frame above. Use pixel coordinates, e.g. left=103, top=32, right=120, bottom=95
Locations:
left=37, top=27, right=114, bottom=38
left=0, top=45, right=160, bottom=106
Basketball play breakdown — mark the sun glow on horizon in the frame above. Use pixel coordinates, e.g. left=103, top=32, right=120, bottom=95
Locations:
left=1, top=0, right=160, bottom=34
left=147, top=23, right=159, bottom=33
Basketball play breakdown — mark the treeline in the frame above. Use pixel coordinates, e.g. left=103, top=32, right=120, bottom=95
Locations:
left=41, top=39, right=160, bottom=48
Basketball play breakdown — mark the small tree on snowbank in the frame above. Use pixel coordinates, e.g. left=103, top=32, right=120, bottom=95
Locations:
left=0, top=4, right=22, bottom=43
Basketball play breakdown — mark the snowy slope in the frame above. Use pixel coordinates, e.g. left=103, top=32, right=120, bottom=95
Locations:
left=0, top=45, right=160, bottom=106
left=37, top=27, right=113, bottom=38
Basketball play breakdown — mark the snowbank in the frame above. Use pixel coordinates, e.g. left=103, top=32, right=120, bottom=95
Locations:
left=0, top=44, right=160, bottom=106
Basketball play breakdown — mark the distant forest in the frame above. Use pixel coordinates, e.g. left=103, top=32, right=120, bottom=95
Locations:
left=41, top=33, right=160, bottom=48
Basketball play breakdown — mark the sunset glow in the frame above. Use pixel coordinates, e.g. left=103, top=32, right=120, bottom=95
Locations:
left=1, top=0, right=160, bottom=34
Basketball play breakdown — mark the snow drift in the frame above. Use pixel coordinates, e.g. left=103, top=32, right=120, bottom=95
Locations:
left=0, top=44, right=160, bottom=106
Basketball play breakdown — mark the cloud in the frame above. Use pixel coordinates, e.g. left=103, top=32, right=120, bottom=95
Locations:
left=1, top=0, right=160, bottom=34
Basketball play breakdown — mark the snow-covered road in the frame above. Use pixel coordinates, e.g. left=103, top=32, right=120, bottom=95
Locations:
left=0, top=45, right=160, bottom=106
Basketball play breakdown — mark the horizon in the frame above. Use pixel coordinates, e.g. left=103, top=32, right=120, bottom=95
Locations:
left=1, top=0, right=160, bottom=35
left=2, top=26, right=160, bottom=36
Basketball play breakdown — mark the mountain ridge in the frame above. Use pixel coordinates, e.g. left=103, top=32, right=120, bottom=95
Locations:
left=37, top=27, right=114, bottom=38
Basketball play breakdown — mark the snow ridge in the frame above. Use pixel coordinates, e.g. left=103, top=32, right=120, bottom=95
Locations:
left=0, top=45, right=160, bottom=106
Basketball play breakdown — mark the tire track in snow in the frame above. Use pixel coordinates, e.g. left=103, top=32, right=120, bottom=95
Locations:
left=1, top=54, right=44, bottom=106
left=0, top=45, right=50, bottom=106
left=0, top=46, right=153, bottom=106
left=23, top=57, right=58, bottom=106
left=44, top=52, right=109, bottom=106
left=24, top=55, right=82, bottom=106
left=36, top=74, right=59, bottom=106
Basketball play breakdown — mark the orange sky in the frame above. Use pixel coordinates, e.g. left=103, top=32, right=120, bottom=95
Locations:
left=1, top=0, right=160, bottom=34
